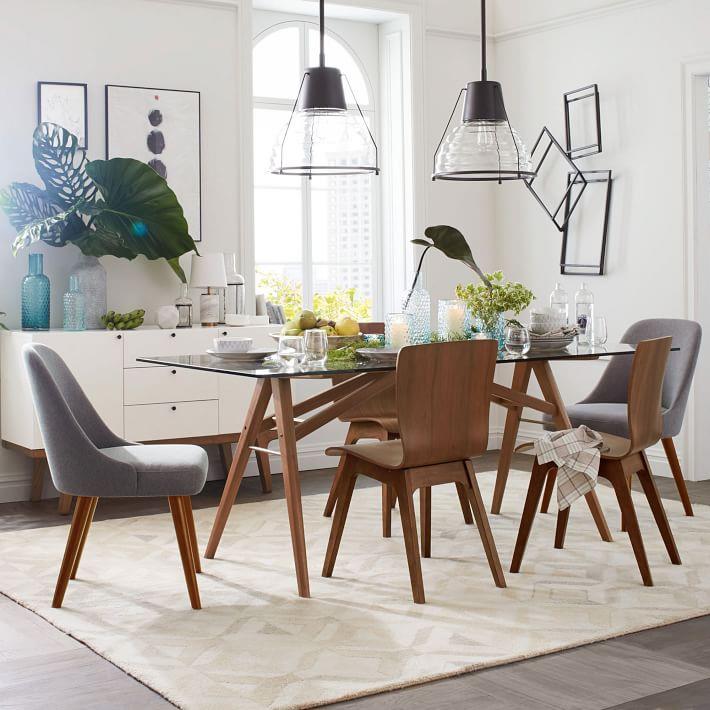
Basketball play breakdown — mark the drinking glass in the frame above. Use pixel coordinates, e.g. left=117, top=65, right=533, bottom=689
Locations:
left=588, top=316, right=608, bottom=346
left=304, top=329, right=328, bottom=366
left=504, top=325, right=531, bottom=357
left=278, top=335, right=305, bottom=369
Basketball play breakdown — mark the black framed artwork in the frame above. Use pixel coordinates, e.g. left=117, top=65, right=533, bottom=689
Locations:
left=564, top=84, right=602, bottom=160
left=37, top=81, right=88, bottom=149
left=105, top=84, right=202, bottom=242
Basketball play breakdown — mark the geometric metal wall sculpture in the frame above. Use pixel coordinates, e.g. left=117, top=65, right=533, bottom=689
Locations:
left=560, top=169, right=613, bottom=275
left=524, top=126, right=587, bottom=232
left=564, top=84, right=602, bottom=159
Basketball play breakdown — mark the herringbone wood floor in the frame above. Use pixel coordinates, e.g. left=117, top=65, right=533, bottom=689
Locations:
left=1, top=452, right=709, bottom=710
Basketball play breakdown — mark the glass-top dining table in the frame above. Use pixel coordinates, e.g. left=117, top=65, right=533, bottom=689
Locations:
left=139, top=342, right=638, bottom=598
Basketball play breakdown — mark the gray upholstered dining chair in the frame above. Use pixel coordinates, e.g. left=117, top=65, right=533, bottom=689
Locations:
left=23, top=344, right=208, bottom=609
left=542, top=318, right=701, bottom=516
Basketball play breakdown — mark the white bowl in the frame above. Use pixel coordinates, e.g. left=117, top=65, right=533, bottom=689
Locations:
left=213, top=336, right=253, bottom=353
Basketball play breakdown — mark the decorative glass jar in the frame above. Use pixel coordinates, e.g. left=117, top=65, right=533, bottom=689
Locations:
left=437, top=299, right=469, bottom=340
left=401, top=276, right=430, bottom=345
left=22, top=253, right=50, bottom=330
left=71, top=255, right=106, bottom=329
left=175, top=283, right=193, bottom=328
left=63, top=275, right=86, bottom=331
left=385, top=312, right=412, bottom=349
left=474, top=313, right=507, bottom=350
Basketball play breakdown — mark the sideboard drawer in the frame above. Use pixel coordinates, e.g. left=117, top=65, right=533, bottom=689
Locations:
left=124, top=366, right=218, bottom=405
left=124, top=400, right=219, bottom=441
left=123, top=328, right=216, bottom=367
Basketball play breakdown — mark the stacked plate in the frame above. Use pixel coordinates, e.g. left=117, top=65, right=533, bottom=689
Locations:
left=527, top=335, right=575, bottom=353
left=206, top=347, right=276, bottom=362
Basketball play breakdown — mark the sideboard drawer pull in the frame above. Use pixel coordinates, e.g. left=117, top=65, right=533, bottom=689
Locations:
left=171, top=405, right=177, bottom=411
left=171, top=369, right=177, bottom=375
left=170, top=332, right=176, bottom=338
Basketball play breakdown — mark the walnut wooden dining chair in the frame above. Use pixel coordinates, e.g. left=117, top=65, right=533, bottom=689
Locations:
left=23, top=344, right=208, bottom=609
left=511, top=336, right=681, bottom=587
left=323, top=340, right=506, bottom=603
left=323, top=322, right=475, bottom=536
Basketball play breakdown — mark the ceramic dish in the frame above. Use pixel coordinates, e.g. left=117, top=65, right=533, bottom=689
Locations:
left=527, top=336, right=575, bottom=353
left=206, top=348, right=276, bottom=361
left=212, top=336, right=253, bottom=353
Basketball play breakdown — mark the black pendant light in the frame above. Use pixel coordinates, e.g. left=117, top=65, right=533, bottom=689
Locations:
left=432, top=0, right=535, bottom=181
left=270, top=0, right=379, bottom=177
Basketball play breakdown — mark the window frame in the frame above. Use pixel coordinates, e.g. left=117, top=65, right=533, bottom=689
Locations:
left=252, top=20, right=382, bottom=318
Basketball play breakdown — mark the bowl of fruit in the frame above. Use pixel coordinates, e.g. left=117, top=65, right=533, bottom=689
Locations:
left=270, top=310, right=361, bottom=350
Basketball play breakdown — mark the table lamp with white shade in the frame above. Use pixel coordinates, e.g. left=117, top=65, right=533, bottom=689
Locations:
left=189, top=254, right=227, bottom=326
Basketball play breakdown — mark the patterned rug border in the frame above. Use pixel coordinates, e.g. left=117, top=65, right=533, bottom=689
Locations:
left=2, top=485, right=710, bottom=710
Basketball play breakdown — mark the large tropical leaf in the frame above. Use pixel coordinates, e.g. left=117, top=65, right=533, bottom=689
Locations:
left=84, top=157, right=197, bottom=268
left=414, top=225, right=491, bottom=288
left=32, top=123, right=96, bottom=208
left=9, top=203, right=85, bottom=255
left=0, top=182, right=86, bottom=249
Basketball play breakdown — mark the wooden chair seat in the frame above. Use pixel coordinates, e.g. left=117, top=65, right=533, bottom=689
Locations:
left=326, top=440, right=405, bottom=468
left=344, top=415, right=400, bottom=433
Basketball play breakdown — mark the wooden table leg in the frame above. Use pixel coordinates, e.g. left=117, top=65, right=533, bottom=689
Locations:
left=57, top=494, right=73, bottom=515
left=491, top=362, right=532, bottom=514
left=532, top=361, right=613, bottom=543
left=255, top=433, right=273, bottom=494
left=205, top=379, right=273, bottom=559
left=273, top=379, right=310, bottom=598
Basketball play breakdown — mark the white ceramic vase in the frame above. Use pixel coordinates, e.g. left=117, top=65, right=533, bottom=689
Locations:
left=157, top=305, right=180, bottom=329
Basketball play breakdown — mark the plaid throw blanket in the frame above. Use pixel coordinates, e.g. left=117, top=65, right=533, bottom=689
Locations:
left=533, top=426, right=604, bottom=510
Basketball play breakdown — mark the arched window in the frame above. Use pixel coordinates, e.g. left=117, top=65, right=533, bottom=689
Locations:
left=252, top=21, right=378, bottom=321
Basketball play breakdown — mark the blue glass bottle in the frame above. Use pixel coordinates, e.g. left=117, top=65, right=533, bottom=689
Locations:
left=22, top=253, right=50, bottom=330
left=63, top=275, right=86, bottom=331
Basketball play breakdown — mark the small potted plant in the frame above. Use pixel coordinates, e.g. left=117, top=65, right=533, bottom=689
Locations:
left=456, top=271, right=534, bottom=347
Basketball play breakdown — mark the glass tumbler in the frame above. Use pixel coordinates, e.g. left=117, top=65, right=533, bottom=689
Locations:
left=504, top=325, right=531, bottom=357
left=588, top=316, right=608, bottom=346
left=304, top=329, right=328, bottom=366
left=278, top=335, right=305, bottom=369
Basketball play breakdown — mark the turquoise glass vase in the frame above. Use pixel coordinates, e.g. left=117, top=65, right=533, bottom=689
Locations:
left=475, top=313, right=506, bottom=350
left=63, top=275, right=86, bottom=331
left=22, top=253, right=50, bottom=330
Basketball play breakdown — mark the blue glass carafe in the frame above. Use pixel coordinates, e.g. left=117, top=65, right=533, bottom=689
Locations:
left=22, top=253, right=50, bottom=330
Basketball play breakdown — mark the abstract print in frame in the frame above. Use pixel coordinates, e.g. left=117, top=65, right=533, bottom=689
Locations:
left=37, top=81, right=88, bottom=149
left=105, top=85, right=202, bottom=241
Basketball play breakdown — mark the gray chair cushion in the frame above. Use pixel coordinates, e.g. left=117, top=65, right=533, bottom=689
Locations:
left=101, top=445, right=209, bottom=497
left=543, top=403, right=630, bottom=438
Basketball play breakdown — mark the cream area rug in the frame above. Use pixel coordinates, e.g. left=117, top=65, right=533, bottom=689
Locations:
left=2, top=469, right=710, bottom=710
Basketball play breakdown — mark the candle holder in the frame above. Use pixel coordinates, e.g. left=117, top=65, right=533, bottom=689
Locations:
left=437, top=299, right=468, bottom=341
left=385, top=312, right=412, bottom=349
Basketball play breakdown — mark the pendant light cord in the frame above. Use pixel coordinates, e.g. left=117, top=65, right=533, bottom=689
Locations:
left=480, top=0, right=487, bottom=81
left=319, top=0, right=326, bottom=67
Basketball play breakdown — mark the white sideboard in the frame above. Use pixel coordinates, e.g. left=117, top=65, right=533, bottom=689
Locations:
left=0, top=325, right=345, bottom=503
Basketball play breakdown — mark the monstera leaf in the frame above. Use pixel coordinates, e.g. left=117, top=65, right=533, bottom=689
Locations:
left=32, top=123, right=96, bottom=208
left=82, top=158, right=197, bottom=278
left=412, top=225, right=491, bottom=288
left=0, top=182, right=85, bottom=251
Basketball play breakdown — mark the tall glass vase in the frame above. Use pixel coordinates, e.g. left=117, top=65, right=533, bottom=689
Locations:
left=71, top=255, right=106, bottom=329
left=401, top=276, right=431, bottom=345
left=22, top=253, right=50, bottom=330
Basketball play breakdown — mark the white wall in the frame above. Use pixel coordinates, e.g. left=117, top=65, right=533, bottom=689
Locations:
left=493, top=0, right=708, bottom=478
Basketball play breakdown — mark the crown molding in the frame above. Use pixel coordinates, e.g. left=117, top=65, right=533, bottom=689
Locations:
left=425, top=27, right=480, bottom=42
left=494, top=0, right=668, bottom=42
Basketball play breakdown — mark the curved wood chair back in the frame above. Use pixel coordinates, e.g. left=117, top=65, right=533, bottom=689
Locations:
left=334, top=321, right=395, bottom=422
left=627, top=336, right=672, bottom=455
left=396, top=339, right=498, bottom=468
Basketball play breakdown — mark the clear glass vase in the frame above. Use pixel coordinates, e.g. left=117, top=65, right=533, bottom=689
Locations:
left=22, top=253, right=50, bottom=331
left=71, top=255, right=106, bottom=329
left=63, top=275, right=86, bottom=331
left=401, top=277, right=430, bottom=345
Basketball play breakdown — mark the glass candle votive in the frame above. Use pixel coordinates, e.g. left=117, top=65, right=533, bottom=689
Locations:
left=437, top=299, right=467, bottom=341
left=385, top=312, right=411, bottom=349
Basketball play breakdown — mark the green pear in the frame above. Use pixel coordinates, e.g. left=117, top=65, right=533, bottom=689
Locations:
left=299, top=310, right=317, bottom=330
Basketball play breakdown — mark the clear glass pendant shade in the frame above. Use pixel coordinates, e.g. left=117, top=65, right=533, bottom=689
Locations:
left=270, top=107, right=377, bottom=176
left=434, top=119, right=535, bottom=181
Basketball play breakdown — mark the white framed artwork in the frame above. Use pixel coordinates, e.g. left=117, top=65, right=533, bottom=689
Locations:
left=38, top=81, right=88, bottom=148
